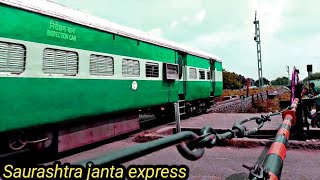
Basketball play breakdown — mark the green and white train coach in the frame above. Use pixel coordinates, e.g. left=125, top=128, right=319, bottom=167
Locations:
left=0, top=0, right=223, bottom=155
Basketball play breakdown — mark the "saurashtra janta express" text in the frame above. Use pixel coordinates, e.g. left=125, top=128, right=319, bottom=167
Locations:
left=0, top=162, right=189, bottom=180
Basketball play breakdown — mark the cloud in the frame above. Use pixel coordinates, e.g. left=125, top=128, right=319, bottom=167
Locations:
left=183, top=29, right=243, bottom=50
left=182, top=17, right=190, bottom=23
left=50, top=0, right=320, bottom=81
left=147, top=28, right=163, bottom=37
left=195, top=9, right=206, bottom=23
left=251, top=0, right=288, bottom=35
left=168, top=8, right=207, bottom=29
left=168, top=0, right=203, bottom=9
left=169, top=21, right=178, bottom=28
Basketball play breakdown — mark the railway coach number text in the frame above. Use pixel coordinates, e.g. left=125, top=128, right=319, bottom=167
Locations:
left=47, top=20, right=77, bottom=41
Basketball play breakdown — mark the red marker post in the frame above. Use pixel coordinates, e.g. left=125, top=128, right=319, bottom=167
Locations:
left=246, top=78, right=250, bottom=97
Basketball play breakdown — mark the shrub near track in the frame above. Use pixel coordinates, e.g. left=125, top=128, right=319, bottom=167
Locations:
left=245, top=92, right=291, bottom=113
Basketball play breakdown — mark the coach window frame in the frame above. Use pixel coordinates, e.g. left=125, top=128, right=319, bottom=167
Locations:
left=42, top=48, right=79, bottom=76
left=89, top=54, right=114, bottom=76
left=207, top=70, right=212, bottom=80
left=122, top=58, right=140, bottom=77
left=145, top=62, right=159, bottom=78
left=0, top=41, right=26, bottom=74
left=189, top=67, right=197, bottom=79
left=199, top=69, right=205, bottom=80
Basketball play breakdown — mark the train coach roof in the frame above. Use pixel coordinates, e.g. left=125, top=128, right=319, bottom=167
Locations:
left=1, top=0, right=222, bottom=62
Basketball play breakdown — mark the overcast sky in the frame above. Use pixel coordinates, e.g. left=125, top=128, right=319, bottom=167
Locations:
left=51, top=0, right=320, bottom=80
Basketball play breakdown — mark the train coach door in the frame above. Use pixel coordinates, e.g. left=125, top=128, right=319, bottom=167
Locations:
left=210, top=59, right=215, bottom=91
left=177, top=52, right=187, bottom=96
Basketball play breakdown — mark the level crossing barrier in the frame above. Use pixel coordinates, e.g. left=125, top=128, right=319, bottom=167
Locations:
left=74, top=106, right=292, bottom=178
left=74, top=67, right=300, bottom=179
left=243, top=98, right=298, bottom=179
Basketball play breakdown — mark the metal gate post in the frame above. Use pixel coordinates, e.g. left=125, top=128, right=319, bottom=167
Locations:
left=174, top=102, right=181, bottom=133
left=240, top=95, right=244, bottom=112
left=252, top=94, right=254, bottom=105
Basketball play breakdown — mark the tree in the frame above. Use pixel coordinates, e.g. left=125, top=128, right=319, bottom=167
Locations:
left=222, top=70, right=252, bottom=89
left=271, top=77, right=289, bottom=85
left=303, top=72, right=320, bottom=82
left=223, top=70, right=241, bottom=89
left=254, top=77, right=270, bottom=87
left=238, top=74, right=246, bottom=86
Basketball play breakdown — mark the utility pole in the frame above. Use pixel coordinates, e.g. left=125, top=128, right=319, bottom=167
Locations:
left=307, top=65, right=312, bottom=90
left=253, top=11, right=264, bottom=88
left=286, top=66, right=290, bottom=85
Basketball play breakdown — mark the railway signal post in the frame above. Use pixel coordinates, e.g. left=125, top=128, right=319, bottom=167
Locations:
left=253, top=11, right=264, bottom=88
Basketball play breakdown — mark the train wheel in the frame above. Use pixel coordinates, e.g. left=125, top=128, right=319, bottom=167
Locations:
left=202, top=102, right=209, bottom=114
left=314, top=114, right=320, bottom=128
left=196, top=105, right=202, bottom=115
left=195, top=101, right=206, bottom=115
left=202, top=107, right=208, bottom=114
left=154, top=111, right=164, bottom=120
left=165, top=107, right=175, bottom=122
left=187, top=104, right=195, bottom=117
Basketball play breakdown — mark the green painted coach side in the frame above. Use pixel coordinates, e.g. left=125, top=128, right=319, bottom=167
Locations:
left=0, top=3, right=223, bottom=133
left=0, top=4, right=182, bottom=133
left=186, top=55, right=211, bottom=69
left=185, top=55, right=212, bottom=101
left=214, top=82, right=223, bottom=96
left=0, top=78, right=178, bottom=133
left=0, top=4, right=176, bottom=63
left=185, top=81, right=212, bottom=101
left=215, top=61, right=223, bottom=71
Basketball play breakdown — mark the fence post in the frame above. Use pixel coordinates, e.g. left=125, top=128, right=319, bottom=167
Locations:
left=174, top=102, right=181, bottom=133
left=256, top=93, right=259, bottom=100
left=240, top=95, right=243, bottom=112
left=260, top=93, right=263, bottom=100
left=251, top=94, right=254, bottom=105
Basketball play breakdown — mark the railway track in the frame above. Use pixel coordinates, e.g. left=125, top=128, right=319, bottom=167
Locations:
left=210, top=87, right=288, bottom=113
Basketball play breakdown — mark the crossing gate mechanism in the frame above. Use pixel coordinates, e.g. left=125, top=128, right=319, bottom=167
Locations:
left=73, top=67, right=301, bottom=179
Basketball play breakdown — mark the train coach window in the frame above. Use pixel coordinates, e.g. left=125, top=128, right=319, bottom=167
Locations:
left=199, top=70, right=205, bottom=79
left=0, top=41, right=26, bottom=74
left=90, top=54, right=114, bottom=76
left=189, top=68, right=197, bottom=79
left=164, top=63, right=179, bottom=80
left=146, top=62, right=159, bottom=77
left=207, top=70, right=211, bottom=80
left=43, top=48, right=78, bottom=76
left=122, top=59, right=140, bottom=77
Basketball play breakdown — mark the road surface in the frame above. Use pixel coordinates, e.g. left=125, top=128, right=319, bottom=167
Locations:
left=56, top=136, right=320, bottom=180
